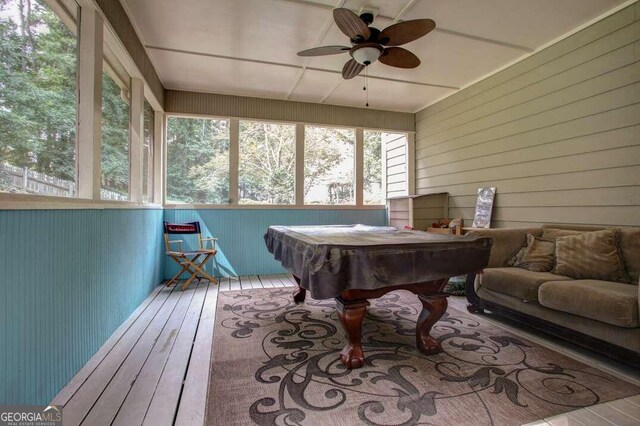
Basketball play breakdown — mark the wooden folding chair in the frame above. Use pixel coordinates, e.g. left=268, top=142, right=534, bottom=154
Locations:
left=163, top=221, right=218, bottom=290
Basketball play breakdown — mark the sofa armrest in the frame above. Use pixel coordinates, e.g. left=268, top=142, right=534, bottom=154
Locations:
left=466, top=227, right=542, bottom=268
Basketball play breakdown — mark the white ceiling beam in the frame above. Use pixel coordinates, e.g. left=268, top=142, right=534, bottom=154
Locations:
left=434, top=28, right=533, bottom=52
left=271, top=0, right=532, bottom=51
left=392, top=0, right=418, bottom=23
left=285, top=0, right=346, bottom=99
left=146, top=45, right=459, bottom=90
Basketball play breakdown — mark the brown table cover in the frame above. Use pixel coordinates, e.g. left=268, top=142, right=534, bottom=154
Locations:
left=264, top=224, right=492, bottom=299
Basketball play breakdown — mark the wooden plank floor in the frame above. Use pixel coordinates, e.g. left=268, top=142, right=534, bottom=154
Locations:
left=53, top=276, right=639, bottom=426
left=52, top=274, right=294, bottom=426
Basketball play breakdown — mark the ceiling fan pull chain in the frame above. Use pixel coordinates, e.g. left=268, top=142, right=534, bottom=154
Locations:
left=365, top=68, right=369, bottom=107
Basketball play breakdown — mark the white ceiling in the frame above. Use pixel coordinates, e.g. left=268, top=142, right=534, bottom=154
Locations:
left=122, top=0, right=629, bottom=113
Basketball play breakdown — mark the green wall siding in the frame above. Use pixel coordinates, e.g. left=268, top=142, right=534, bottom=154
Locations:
left=0, top=207, right=386, bottom=405
left=0, top=209, right=164, bottom=405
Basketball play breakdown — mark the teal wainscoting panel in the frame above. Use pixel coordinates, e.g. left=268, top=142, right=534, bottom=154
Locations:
left=163, top=208, right=387, bottom=278
left=0, top=209, right=164, bottom=405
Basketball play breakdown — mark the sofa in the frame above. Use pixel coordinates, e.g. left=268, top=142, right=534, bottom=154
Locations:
left=465, top=224, right=639, bottom=366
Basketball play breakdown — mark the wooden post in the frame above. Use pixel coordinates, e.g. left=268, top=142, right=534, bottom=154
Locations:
left=76, top=6, right=103, bottom=200
left=295, top=124, right=304, bottom=206
left=229, top=119, right=239, bottom=205
left=129, top=78, right=144, bottom=203
left=355, top=128, right=364, bottom=206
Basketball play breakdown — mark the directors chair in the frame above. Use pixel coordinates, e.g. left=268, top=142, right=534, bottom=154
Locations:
left=163, top=221, right=218, bottom=291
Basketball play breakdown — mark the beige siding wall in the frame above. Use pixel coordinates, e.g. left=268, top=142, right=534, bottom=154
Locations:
left=414, top=3, right=640, bottom=228
left=384, top=133, right=409, bottom=198
left=165, top=90, right=415, bottom=132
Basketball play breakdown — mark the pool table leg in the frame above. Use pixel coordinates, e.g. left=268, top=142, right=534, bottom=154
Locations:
left=292, top=275, right=306, bottom=303
left=335, top=297, right=370, bottom=369
left=416, top=294, right=449, bottom=355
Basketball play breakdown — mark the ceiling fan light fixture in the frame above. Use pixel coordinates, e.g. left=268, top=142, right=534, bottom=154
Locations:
left=352, top=46, right=382, bottom=66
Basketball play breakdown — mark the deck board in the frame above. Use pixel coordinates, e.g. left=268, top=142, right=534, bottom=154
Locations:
left=238, top=276, right=250, bottom=290
left=111, top=284, right=199, bottom=426
left=229, top=276, right=241, bottom=291
left=62, top=285, right=177, bottom=425
left=54, top=275, right=639, bottom=425
left=83, top=284, right=195, bottom=425
left=142, top=282, right=209, bottom=425
left=258, top=274, right=275, bottom=288
left=248, top=275, right=262, bottom=289
left=51, top=284, right=165, bottom=407
left=175, top=283, right=219, bottom=426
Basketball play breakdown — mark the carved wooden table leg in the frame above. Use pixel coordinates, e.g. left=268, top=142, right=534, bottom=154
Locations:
left=335, top=297, right=370, bottom=369
left=416, top=295, right=449, bottom=355
left=292, top=275, right=306, bottom=303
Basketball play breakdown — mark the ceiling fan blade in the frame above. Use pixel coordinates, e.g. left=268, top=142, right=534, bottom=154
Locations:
left=378, top=19, right=436, bottom=46
left=297, top=45, right=350, bottom=57
left=379, top=47, right=421, bottom=68
left=333, top=8, right=371, bottom=42
left=342, top=59, right=365, bottom=79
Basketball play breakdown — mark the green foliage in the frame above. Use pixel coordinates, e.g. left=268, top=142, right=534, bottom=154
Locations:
left=304, top=127, right=354, bottom=204
left=101, top=72, right=129, bottom=194
left=364, top=131, right=383, bottom=204
left=166, top=117, right=230, bottom=204
left=239, top=121, right=295, bottom=204
left=0, top=0, right=76, bottom=187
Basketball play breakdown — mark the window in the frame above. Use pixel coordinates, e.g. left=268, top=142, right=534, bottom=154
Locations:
left=142, top=101, right=154, bottom=203
left=166, top=116, right=230, bottom=204
left=304, top=126, right=355, bottom=205
left=100, top=66, right=130, bottom=200
left=363, top=131, right=383, bottom=205
left=0, top=0, right=78, bottom=197
left=239, top=121, right=295, bottom=205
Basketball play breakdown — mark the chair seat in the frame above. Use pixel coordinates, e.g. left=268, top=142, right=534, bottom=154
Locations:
left=167, top=249, right=217, bottom=256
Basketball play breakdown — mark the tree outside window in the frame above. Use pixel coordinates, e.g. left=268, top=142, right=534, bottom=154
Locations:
left=363, top=130, right=383, bottom=205
left=239, top=121, right=295, bottom=205
left=166, top=117, right=230, bottom=204
left=0, top=0, right=77, bottom=197
left=304, top=126, right=355, bottom=205
left=100, top=70, right=130, bottom=200
left=142, top=101, right=153, bottom=203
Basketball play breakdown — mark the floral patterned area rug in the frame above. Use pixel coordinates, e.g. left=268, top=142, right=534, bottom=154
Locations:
left=206, top=288, right=639, bottom=426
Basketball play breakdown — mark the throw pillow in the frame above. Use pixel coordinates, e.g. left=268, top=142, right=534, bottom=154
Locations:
left=506, top=234, right=556, bottom=272
left=554, top=229, right=630, bottom=283
left=619, top=228, right=640, bottom=284
left=506, top=237, right=529, bottom=267
left=516, top=236, right=555, bottom=272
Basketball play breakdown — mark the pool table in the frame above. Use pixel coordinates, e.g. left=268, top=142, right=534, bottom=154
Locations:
left=264, top=224, right=492, bottom=369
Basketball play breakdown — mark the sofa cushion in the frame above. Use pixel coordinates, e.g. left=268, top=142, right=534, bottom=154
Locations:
left=554, top=229, right=629, bottom=283
left=467, top=228, right=543, bottom=268
left=514, top=234, right=555, bottom=272
left=619, top=228, right=640, bottom=283
left=479, top=268, right=572, bottom=301
left=541, top=228, right=587, bottom=241
left=538, top=280, right=639, bottom=328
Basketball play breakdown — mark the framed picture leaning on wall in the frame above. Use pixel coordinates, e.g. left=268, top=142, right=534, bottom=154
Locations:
left=472, top=187, right=496, bottom=228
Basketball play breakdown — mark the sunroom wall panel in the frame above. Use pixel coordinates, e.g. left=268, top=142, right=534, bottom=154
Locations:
left=414, top=4, right=640, bottom=228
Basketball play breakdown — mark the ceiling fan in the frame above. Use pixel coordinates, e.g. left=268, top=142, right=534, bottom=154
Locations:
left=297, top=8, right=436, bottom=79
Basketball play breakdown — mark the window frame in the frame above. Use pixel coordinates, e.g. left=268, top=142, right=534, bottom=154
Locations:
left=164, top=114, right=232, bottom=206
left=163, top=113, right=411, bottom=210
left=237, top=119, right=297, bottom=206
left=0, top=0, right=165, bottom=210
